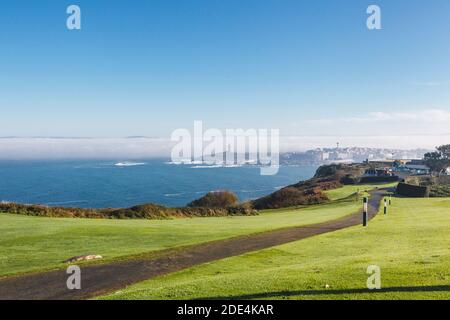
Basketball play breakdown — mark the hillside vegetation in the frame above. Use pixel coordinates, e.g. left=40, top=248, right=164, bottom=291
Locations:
left=252, top=163, right=370, bottom=209
left=0, top=199, right=255, bottom=220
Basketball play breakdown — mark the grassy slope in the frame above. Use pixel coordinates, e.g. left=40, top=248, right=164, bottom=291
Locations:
left=324, top=182, right=397, bottom=201
left=0, top=197, right=362, bottom=277
left=101, top=197, right=450, bottom=300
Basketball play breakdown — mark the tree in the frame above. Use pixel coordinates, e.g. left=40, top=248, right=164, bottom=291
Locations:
left=424, top=144, right=450, bottom=175
left=437, top=144, right=450, bottom=159
left=393, top=160, right=402, bottom=168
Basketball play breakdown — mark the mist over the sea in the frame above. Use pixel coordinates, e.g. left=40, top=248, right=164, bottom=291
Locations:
left=0, top=135, right=448, bottom=160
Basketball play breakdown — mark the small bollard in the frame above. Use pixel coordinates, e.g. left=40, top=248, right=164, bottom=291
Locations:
left=384, top=198, right=387, bottom=215
left=363, top=197, right=368, bottom=227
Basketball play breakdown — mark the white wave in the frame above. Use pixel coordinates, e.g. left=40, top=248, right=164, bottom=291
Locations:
left=165, top=160, right=204, bottom=165
left=114, top=162, right=147, bottom=167
left=191, top=164, right=244, bottom=169
left=45, top=200, right=89, bottom=205
left=165, top=161, right=188, bottom=165
left=191, top=164, right=223, bottom=169
left=164, top=193, right=185, bottom=197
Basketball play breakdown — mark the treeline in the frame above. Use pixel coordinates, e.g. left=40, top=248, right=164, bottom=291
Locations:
left=424, top=144, right=450, bottom=174
left=0, top=195, right=256, bottom=220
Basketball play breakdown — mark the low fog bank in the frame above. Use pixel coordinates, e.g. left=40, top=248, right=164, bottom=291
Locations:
left=0, top=135, right=448, bottom=160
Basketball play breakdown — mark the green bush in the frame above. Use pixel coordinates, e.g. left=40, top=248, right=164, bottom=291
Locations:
left=0, top=200, right=257, bottom=220
left=430, top=185, right=450, bottom=197
left=187, top=190, right=239, bottom=208
left=396, top=183, right=430, bottom=198
left=340, top=174, right=361, bottom=185
left=252, top=187, right=328, bottom=210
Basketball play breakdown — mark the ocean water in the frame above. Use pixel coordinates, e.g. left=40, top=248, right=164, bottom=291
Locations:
left=0, top=160, right=318, bottom=208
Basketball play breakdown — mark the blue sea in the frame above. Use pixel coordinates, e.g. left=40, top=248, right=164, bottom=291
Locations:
left=0, top=160, right=318, bottom=208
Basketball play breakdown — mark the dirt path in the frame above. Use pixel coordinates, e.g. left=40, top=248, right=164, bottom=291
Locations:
left=0, top=189, right=387, bottom=300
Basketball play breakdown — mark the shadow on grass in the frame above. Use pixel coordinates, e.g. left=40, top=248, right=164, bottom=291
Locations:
left=199, top=285, right=450, bottom=300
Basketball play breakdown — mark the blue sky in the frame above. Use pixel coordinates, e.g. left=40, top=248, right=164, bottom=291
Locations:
left=1, top=0, right=449, bottom=143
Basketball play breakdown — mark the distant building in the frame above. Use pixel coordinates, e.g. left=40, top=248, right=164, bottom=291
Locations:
left=368, top=160, right=396, bottom=167
left=407, top=159, right=426, bottom=166
left=280, top=148, right=429, bottom=166
left=394, top=164, right=430, bottom=175
left=363, top=168, right=395, bottom=177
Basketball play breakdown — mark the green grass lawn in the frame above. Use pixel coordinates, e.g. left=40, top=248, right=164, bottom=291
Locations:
left=0, top=196, right=362, bottom=277
left=101, top=197, right=450, bottom=300
left=324, top=182, right=397, bottom=201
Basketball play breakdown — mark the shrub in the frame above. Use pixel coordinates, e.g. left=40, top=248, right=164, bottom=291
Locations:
left=340, top=174, right=361, bottom=185
left=0, top=199, right=256, bottom=220
left=314, top=165, right=339, bottom=178
left=430, top=185, right=450, bottom=197
left=359, top=176, right=400, bottom=184
left=396, top=183, right=430, bottom=198
left=187, top=190, right=239, bottom=208
left=252, top=187, right=328, bottom=210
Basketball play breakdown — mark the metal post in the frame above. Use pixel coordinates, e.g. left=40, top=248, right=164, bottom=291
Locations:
left=363, top=197, right=368, bottom=226
left=384, top=198, right=387, bottom=215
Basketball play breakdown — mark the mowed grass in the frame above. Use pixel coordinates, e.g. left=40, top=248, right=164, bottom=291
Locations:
left=0, top=197, right=362, bottom=277
left=101, top=197, right=450, bottom=300
left=324, top=182, right=397, bottom=201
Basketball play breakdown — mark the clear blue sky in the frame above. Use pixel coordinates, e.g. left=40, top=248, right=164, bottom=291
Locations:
left=1, top=0, right=449, bottom=138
